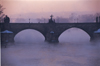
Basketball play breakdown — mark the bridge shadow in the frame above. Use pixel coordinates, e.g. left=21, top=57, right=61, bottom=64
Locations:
left=14, top=29, right=45, bottom=44
left=59, top=28, right=90, bottom=43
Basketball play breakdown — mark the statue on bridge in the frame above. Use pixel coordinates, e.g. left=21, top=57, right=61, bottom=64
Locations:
left=4, top=15, right=10, bottom=23
left=96, top=16, right=100, bottom=23
left=48, top=15, right=55, bottom=23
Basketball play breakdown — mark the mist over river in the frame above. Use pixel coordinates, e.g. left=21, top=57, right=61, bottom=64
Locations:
left=1, top=28, right=100, bottom=66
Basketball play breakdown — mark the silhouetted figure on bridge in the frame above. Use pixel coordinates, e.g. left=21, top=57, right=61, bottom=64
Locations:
left=48, top=15, right=55, bottom=23
left=96, top=16, right=98, bottom=23
left=4, top=15, right=10, bottom=23
left=96, top=16, right=100, bottom=23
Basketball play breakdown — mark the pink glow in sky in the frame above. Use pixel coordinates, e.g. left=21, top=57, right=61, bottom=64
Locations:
left=0, top=0, right=100, bottom=17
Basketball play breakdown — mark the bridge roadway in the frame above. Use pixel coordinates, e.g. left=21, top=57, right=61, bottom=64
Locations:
left=0, top=23, right=100, bottom=43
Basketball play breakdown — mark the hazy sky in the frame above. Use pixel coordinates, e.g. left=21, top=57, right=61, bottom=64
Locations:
left=0, top=0, right=100, bottom=18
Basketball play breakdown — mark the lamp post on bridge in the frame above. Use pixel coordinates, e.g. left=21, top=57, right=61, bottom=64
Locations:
left=29, top=18, right=30, bottom=23
left=77, top=18, right=78, bottom=23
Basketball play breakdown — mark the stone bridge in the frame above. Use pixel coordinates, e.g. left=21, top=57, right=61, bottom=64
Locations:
left=0, top=23, right=100, bottom=43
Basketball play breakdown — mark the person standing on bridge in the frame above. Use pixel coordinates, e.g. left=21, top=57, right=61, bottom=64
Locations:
left=4, top=15, right=10, bottom=23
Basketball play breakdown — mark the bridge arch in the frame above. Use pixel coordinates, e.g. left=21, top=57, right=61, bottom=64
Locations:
left=14, top=29, right=45, bottom=43
left=58, top=27, right=90, bottom=43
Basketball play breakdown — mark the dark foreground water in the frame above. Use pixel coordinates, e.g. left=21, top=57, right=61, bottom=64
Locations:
left=1, top=28, right=100, bottom=66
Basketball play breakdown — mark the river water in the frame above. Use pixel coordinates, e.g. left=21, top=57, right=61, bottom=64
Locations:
left=1, top=28, right=100, bottom=66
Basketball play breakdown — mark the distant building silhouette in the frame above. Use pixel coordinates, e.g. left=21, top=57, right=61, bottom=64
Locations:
left=48, top=15, right=55, bottom=23
left=4, top=15, right=10, bottom=23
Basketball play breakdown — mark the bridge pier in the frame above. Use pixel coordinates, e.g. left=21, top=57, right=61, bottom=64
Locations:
left=90, top=33, right=100, bottom=42
left=91, top=33, right=100, bottom=41
left=90, top=37, right=95, bottom=42
left=1, top=33, right=15, bottom=44
left=45, top=38, right=59, bottom=43
left=45, top=33, right=59, bottom=43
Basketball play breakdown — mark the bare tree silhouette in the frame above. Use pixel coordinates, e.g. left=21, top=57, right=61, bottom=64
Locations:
left=0, top=4, right=5, bottom=23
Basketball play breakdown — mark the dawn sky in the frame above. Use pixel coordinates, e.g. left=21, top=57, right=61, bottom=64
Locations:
left=0, top=0, right=100, bottom=18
